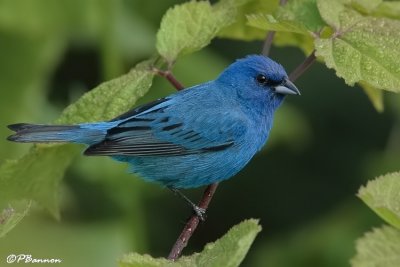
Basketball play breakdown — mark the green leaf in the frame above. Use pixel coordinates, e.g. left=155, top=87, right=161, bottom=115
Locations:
left=275, top=0, right=326, bottom=32
left=359, top=81, right=384, bottom=112
left=156, top=1, right=236, bottom=63
left=218, top=0, right=279, bottom=40
left=315, top=8, right=400, bottom=92
left=118, top=219, right=262, bottom=267
left=351, top=225, right=400, bottom=267
left=0, top=201, right=31, bottom=238
left=0, top=61, right=155, bottom=217
left=195, top=219, right=261, bottom=266
left=247, top=14, right=309, bottom=34
left=316, top=0, right=349, bottom=29
left=247, top=0, right=325, bottom=34
left=358, top=171, right=400, bottom=229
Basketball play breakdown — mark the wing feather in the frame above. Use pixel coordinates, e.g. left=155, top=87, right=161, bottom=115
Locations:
left=84, top=96, right=245, bottom=157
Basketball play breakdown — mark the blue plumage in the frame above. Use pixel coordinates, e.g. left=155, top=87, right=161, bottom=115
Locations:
left=7, top=55, right=299, bottom=189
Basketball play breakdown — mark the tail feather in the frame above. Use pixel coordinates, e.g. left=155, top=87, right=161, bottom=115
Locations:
left=7, top=123, right=82, bottom=143
left=6, top=122, right=112, bottom=145
left=7, top=120, right=122, bottom=145
left=8, top=123, right=39, bottom=131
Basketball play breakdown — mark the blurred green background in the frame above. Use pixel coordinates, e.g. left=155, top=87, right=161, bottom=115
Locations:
left=1, top=0, right=399, bottom=266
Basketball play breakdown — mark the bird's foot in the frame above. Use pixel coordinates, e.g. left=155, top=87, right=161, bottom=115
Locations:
left=168, top=187, right=207, bottom=221
left=192, top=205, right=206, bottom=221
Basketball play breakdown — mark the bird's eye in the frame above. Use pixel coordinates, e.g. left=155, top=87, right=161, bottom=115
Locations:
left=256, top=74, right=268, bottom=84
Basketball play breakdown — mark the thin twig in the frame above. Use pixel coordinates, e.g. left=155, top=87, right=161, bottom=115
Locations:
left=261, top=0, right=288, bottom=56
left=262, top=31, right=276, bottom=56
left=168, top=183, right=219, bottom=260
left=289, top=50, right=316, bottom=82
left=154, top=69, right=185, bottom=91
left=154, top=67, right=220, bottom=260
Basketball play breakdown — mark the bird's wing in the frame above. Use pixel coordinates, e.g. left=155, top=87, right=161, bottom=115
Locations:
left=84, top=97, right=248, bottom=156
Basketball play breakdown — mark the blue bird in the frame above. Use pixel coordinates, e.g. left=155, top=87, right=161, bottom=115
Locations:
left=7, top=55, right=299, bottom=217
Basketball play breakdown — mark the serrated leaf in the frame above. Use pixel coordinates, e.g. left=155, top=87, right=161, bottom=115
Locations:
left=156, top=1, right=235, bottom=63
left=359, top=81, right=384, bottom=112
left=1, top=61, right=154, bottom=217
left=247, top=0, right=325, bottom=35
left=358, top=172, right=400, bottom=229
left=316, top=0, right=349, bottom=29
left=275, top=0, right=326, bottom=32
left=195, top=219, right=261, bottom=266
left=0, top=201, right=31, bottom=238
left=119, top=219, right=261, bottom=267
left=247, top=14, right=309, bottom=34
left=351, top=225, right=400, bottom=267
left=218, top=0, right=279, bottom=41
left=315, top=9, right=400, bottom=92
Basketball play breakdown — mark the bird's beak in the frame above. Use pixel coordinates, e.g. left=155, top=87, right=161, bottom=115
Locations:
left=274, top=78, right=300, bottom=95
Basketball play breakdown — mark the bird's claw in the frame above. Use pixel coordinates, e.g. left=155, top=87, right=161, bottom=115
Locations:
left=192, top=205, right=206, bottom=221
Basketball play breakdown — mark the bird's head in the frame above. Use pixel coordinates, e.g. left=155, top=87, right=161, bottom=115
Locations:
left=216, top=55, right=300, bottom=112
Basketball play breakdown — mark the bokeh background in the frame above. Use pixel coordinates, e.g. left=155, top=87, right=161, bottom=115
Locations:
left=1, top=0, right=399, bottom=266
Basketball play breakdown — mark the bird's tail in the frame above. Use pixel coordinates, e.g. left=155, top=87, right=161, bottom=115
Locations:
left=7, top=123, right=108, bottom=145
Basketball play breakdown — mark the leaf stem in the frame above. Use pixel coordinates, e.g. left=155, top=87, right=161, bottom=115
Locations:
left=289, top=50, right=316, bottom=82
left=153, top=69, right=185, bottom=91
left=154, top=67, right=220, bottom=260
left=167, top=183, right=219, bottom=260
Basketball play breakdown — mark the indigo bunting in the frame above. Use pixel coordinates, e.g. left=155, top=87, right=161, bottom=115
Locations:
left=7, top=55, right=299, bottom=216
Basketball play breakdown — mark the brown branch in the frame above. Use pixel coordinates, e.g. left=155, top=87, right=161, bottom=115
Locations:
left=289, top=50, right=316, bottom=82
left=154, top=67, right=220, bottom=260
left=168, top=183, right=219, bottom=260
